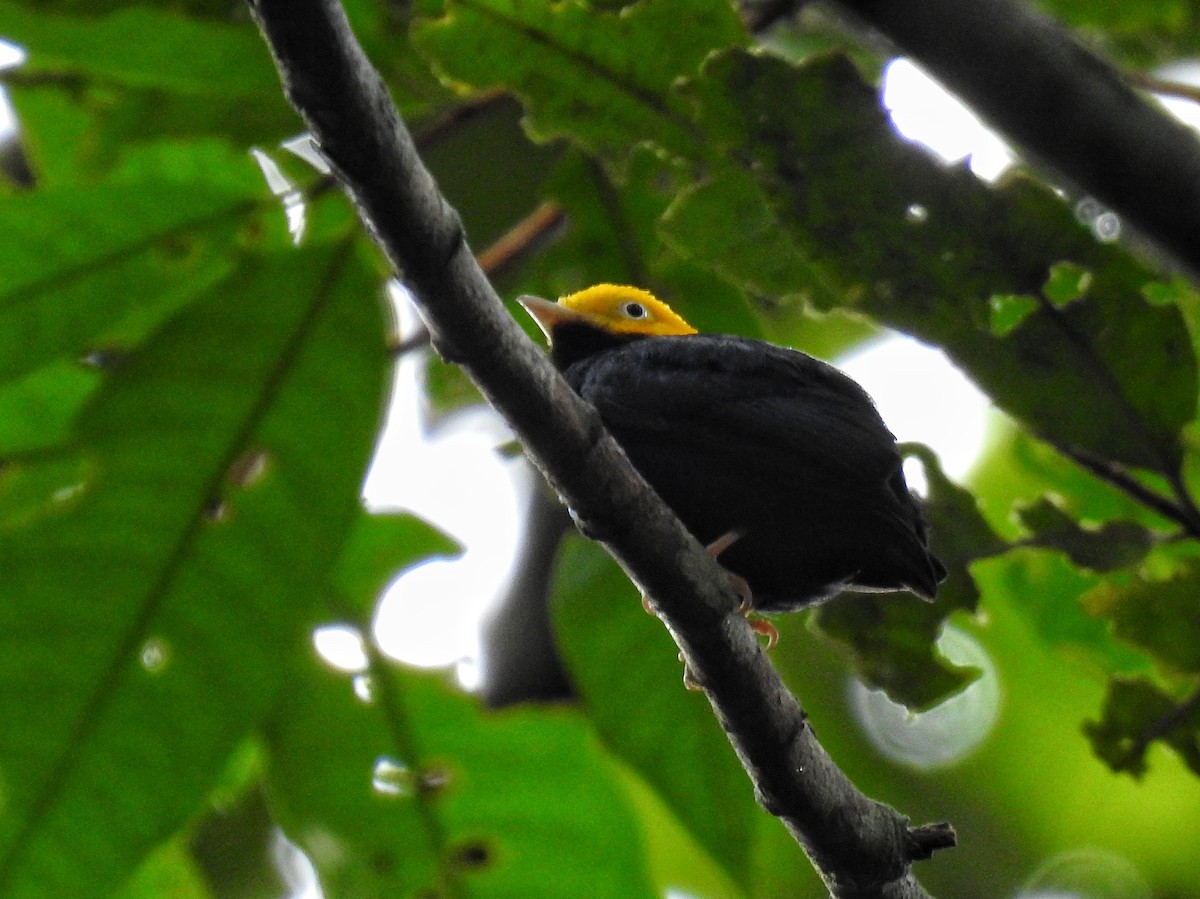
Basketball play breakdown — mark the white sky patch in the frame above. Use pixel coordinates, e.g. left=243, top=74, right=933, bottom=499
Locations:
left=358, top=287, right=526, bottom=680
left=882, top=57, right=1016, bottom=182
left=839, top=334, right=991, bottom=485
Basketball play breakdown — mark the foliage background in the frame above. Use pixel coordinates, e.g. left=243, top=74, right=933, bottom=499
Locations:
left=2, top=0, right=1200, bottom=897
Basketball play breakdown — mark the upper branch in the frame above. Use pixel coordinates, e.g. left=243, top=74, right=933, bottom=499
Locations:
left=834, top=0, right=1200, bottom=280
left=245, top=1, right=953, bottom=895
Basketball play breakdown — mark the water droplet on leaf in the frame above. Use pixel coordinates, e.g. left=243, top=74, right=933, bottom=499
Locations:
left=371, top=757, right=414, bottom=797
left=140, top=638, right=169, bottom=673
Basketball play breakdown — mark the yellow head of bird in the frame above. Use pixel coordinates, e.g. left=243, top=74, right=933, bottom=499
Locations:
left=519, top=284, right=698, bottom=340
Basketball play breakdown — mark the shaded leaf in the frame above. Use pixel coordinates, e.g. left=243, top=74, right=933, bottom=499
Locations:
left=550, top=535, right=758, bottom=890
left=1084, top=561, right=1200, bottom=673
left=1017, top=496, right=1155, bottom=572
left=665, top=49, right=1197, bottom=475
left=264, top=659, right=656, bottom=899
left=1083, top=676, right=1200, bottom=777
left=0, top=243, right=387, bottom=898
left=413, top=0, right=745, bottom=166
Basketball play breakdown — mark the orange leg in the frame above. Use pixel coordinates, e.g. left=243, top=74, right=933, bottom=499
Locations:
left=707, top=531, right=778, bottom=650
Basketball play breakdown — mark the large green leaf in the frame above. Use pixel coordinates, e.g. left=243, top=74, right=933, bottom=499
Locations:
left=0, top=3, right=278, bottom=96
left=662, top=50, right=1197, bottom=476
left=0, top=243, right=388, bottom=898
left=0, top=178, right=261, bottom=381
left=265, top=659, right=656, bottom=898
left=412, top=0, right=745, bottom=165
left=551, top=535, right=760, bottom=891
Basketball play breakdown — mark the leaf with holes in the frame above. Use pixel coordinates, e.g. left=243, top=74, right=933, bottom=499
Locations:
left=663, top=49, right=1197, bottom=475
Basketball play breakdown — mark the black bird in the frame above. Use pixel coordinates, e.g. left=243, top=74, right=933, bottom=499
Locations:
left=520, top=284, right=946, bottom=613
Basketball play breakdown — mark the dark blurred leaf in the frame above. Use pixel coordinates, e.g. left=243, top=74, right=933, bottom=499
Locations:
left=0, top=243, right=387, bottom=898
left=1037, top=0, right=1200, bottom=66
left=813, top=445, right=999, bottom=710
left=265, top=659, right=657, bottom=899
left=1083, top=676, right=1200, bottom=777
left=664, top=50, right=1197, bottom=476
left=1017, top=496, right=1156, bottom=572
left=1084, top=561, right=1200, bottom=673
left=812, top=591, right=980, bottom=712
left=550, top=535, right=758, bottom=890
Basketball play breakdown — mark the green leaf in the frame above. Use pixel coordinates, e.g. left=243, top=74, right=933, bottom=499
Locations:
left=0, top=4, right=278, bottom=96
left=987, top=293, right=1039, bottom=337
left=550, top=536, right=758, bottom=890
left=331, top=511, right=460, bottom=618
left=412, top=0, right=745, bottom=165
left=0, top=359, right=98, bottom=455
left=1083, top=676, right=1200, bottom=777
left=0, top=178, right=260, bottom=380
left=0, top=243, right=388, bottom=898
left=265, top=659, right=657, bottom=898
left=665, top=49, right=1197, bottom=475
left=1042, top=261, right=1092, bottom=308
left=1084, top=562, right=1200, bottom=673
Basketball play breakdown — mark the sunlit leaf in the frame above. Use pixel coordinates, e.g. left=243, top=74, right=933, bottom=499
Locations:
left=0, top=3, right=277, bottom=96
left=331, top=512, right=460, bottom=618
left=0, top=178, right=261, bottom=380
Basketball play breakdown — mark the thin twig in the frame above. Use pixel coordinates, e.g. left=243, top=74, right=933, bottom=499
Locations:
left=475, top=202, right=567, bottom=276
left=1056, top=443, right=1200, bottom=537
left=1126, top=71, right=1200, bottom=107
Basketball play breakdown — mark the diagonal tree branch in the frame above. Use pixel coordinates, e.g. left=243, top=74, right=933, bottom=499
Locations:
left=246, top=0, right=954, bottom=895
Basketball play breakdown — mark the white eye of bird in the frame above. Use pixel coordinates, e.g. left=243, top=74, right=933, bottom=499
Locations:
left=623, top=302, right=647, bottom=319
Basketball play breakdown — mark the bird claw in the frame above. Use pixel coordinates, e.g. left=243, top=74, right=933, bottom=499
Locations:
left=678, top=652, right=704, bottom=691
left=747, top=615, right=779, bottom=651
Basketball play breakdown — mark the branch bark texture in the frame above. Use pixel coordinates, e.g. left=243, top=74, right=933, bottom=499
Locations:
left=246, top=0, right=952, bottom=895
left=835, top=0, right=1200, bottom=279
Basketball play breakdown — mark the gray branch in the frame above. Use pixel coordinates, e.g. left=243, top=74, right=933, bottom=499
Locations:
left=245, top=0, right=953, bottom=895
